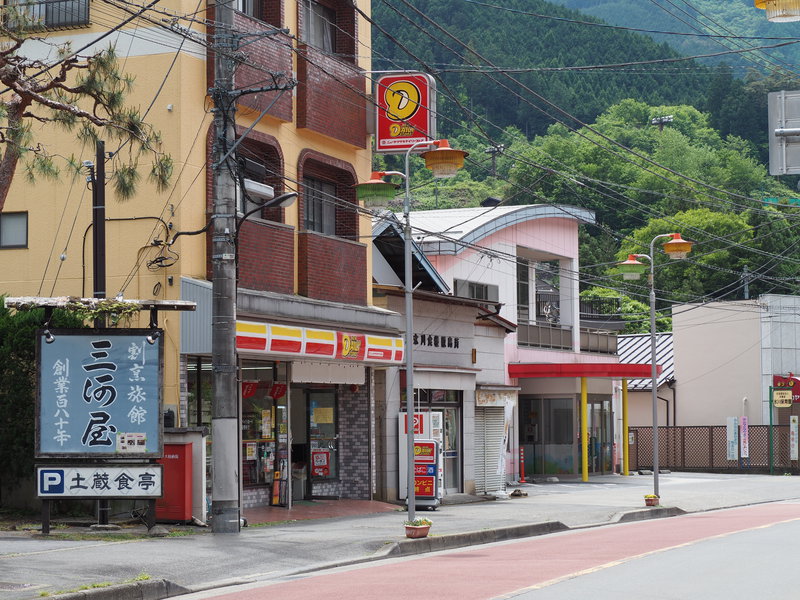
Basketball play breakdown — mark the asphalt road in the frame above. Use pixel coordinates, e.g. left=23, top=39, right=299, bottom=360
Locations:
left=4, top=472, right=800, bottom=598
left=177, top=502, right=800, bottom=600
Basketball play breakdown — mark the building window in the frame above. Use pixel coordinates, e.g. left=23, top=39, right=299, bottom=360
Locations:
left=303, top=176, right=336, bottom=236
left=517, top=258, right=530, bottom=323
left=0, top=212, right=27, bottom=248
left=237, top=0, right=261, bottom=19
left=6, top=0, right=89, bottom=28
left=454, top=278, right=499, bottom=302
left=302, top=0, right=336, bottom=52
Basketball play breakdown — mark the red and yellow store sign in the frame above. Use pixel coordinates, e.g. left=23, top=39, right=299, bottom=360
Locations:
left=236, top=320, right=404, bottom=364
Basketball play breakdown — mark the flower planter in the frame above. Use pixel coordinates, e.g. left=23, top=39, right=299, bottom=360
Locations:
left=644, top=497, right=659, bottom=507
left=405, top=524, right=431, bottom=539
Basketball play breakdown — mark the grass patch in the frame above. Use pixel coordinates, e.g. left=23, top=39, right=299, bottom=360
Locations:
left=35, top=532, right=146, bottom=542
left=247, top=519, right=298, bottom=528
left=166, top=529, right=207, bottom=537
left=39, top=573, right=150, bottom=597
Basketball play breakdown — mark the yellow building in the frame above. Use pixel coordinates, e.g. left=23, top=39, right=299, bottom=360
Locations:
left=2, top=0, right=406, bottom=511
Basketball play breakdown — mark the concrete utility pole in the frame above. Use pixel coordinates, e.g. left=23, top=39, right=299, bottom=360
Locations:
left=210, top=0, right=240, bottom=534
left=208, top=2, right=296, bottom=534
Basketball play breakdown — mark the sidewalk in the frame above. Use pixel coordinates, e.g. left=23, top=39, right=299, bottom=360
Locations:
left=2, top=472, right=800, bottom=600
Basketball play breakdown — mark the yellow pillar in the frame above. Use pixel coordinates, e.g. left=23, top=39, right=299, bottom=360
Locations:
left=622, top=379, right=629, bottom=476
left=581, top=376, right=588, bottom=482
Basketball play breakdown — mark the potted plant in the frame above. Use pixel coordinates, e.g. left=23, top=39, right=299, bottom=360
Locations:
left=644, top=494, right=660, bottom=507
left=403, top=517, right=432, bottom=538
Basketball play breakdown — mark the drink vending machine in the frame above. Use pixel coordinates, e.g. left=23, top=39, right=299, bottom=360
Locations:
left=398, top=411, right=444, bottom=508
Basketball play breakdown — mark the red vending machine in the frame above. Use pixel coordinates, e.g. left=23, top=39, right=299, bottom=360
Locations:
left=156, top=443, right=193, bottom=523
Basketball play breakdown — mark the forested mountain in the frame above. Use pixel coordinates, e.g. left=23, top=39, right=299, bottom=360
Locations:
left=371, top=1, right=800, bottom=307
left=372, top=0, right=709, bottom=139
left=549, top=0, right=800, bottom=70
left=372, top=0, right=798, bottom=161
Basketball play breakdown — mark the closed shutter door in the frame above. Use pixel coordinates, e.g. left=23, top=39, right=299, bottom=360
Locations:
left=475, top=407, right=506, bottom=494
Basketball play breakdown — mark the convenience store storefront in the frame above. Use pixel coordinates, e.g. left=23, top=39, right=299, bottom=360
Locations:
left=234, top=320, right=403, bottom=507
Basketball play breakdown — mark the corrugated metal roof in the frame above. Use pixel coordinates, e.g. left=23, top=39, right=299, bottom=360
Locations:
left=617, top=333, right=674, bottom=391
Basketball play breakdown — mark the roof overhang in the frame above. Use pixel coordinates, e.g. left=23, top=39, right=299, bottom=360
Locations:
left=509, top=363, right=660, bottom=379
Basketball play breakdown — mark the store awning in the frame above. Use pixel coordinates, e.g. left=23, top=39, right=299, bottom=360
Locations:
left=509, top=362, right=659, bottom=379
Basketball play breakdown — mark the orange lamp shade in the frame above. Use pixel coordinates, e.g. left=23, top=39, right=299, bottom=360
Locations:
left=662, top=233, right=693, bottom=259
left=754, top=0, right=800, bottom=21
left=421, top=140, right=468, bottom=178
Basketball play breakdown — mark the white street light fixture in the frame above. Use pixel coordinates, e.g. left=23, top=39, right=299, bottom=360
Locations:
left=617, top=233, right=693, bottom=500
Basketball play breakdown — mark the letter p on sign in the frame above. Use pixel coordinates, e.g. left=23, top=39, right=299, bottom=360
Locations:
left=39, top=469, right=64, bottom=495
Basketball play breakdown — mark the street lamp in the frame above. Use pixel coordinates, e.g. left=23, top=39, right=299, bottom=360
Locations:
left=356, top=139, right=467, bottom=522
left=617, top=233, right=693, bottom=500
left=755, top=0, right=800, bottom=21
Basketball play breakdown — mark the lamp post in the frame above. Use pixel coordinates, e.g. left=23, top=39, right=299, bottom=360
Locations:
left=356, top=139, right=466, bottom=522
left=618, top=233, right=692, bottom=499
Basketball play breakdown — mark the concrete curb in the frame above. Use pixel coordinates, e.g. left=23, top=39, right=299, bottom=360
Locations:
left=46, top=579, right=189, bottom=600
left=386, top=520, right=569, bottom=557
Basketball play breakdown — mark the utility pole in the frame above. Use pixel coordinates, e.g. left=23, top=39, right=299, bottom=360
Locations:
left=484, top=144, right=504, bottom=177
left=210, top=0, right=240, bottom=534
left=89, top=139, right=110, bottom=526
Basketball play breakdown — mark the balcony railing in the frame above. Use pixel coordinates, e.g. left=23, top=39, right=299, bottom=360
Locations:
left=531, top=294, right=624, bottom=331
left=517, top=321, right=617, bottom=354
left=6, top=0, right=89, bottom=29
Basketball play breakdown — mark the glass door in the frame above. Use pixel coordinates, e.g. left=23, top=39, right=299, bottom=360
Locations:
left=308, top=390, right=337, bottom=490
left=442, top=406, right=460, bottom=494
left=587, top=400, right=613, bottom=474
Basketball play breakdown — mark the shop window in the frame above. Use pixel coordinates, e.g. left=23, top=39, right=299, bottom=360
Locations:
left=241, top=360, right=289, bottom=494
left=0, top=212, right=27, bottom=248
left=303, top=176, right=336, bottom=236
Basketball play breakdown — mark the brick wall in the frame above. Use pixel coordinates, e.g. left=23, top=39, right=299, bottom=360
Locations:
left=296, top=45, right=367, bottom=148
left=233, top=13, right=293, bottom=122
left=298, top=231, right=366, bottom=304
left=336, top=382, right=371, bottom=499
left=238, top=220, right=295, bottom=293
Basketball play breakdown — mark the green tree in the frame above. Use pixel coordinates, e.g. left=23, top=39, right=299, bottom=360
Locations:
left=0, top=303, right=84, bottom=492
left=581, top=286, right=671, bottom=333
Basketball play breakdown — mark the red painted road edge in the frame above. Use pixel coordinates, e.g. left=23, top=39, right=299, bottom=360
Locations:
left=205, top=502, right=800, bottom=600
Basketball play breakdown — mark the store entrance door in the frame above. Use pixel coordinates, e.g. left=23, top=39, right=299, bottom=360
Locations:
left=442, top=406, right=461, bottom=494
left=587, top=399, right=613, bottom=474
left=290, top=387, right=338, bottom=501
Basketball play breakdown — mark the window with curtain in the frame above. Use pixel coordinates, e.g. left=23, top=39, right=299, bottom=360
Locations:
left=303, top=0, right=336, bottom=52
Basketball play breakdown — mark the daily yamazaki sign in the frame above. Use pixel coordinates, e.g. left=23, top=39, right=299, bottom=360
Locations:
left=236, top=320, right=404, bottom=364
left=375, top=72, right=436, bottom=154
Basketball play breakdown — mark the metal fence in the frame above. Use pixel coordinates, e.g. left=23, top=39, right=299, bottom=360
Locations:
left=629, top=425, right=798, bottom=473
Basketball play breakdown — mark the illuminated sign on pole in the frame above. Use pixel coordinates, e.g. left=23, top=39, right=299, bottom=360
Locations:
left=375, top=73, right=437, bottom=154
